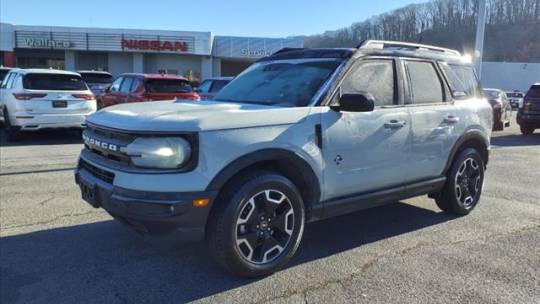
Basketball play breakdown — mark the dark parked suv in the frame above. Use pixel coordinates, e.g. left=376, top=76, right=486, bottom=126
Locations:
left=517, top=83, right=540, bottom=135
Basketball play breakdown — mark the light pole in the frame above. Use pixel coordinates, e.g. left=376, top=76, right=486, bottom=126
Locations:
left=474, top=0, right=487, bottom=79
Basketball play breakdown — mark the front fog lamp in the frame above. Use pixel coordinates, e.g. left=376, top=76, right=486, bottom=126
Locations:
left=121, top=137, right=191, bottom=169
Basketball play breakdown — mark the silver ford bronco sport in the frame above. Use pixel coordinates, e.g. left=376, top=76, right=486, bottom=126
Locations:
left=75, top=40, right=492, bottom=277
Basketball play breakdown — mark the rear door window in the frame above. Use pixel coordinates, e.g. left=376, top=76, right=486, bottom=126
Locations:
left=109, top=77, right=123, bottom=92
left=130, top=78, right=141, bottom=92
left=144, top=79, right=193, bottom=93
left=526, top=85, right=540, bottom=98
left=440, top=63, right=479, bottom=98
left=340, top=59, right=396, bottom=106
left=120, top=77, right=133, bottom=93
left=23, top=74, right=87, bottom=91
left=404, top=61, right=444, bottom=104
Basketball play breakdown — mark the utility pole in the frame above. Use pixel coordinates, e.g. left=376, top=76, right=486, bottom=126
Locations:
left=474, top=0, right=487, bottom=79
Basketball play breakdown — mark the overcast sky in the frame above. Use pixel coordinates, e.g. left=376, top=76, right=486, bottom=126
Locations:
left=0, top=0, right=427, bottom=37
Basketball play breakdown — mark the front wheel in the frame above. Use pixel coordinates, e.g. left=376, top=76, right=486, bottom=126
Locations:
left=207, top=172, right=305, bottom=277
left=435, top=148, right=485, bottom=215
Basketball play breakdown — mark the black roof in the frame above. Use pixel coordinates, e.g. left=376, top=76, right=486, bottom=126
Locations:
left=261, top=40, right=467, bottom=65
left=257, top=48, right=355, bottom=62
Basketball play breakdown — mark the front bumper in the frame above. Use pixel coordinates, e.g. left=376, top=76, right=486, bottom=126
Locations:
left=74, top=160, right=218, bottom=240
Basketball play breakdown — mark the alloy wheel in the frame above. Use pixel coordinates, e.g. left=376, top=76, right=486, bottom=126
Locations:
left=454, top=157, right=482, bottom=209
left=235, top=189, right=295, bottom=264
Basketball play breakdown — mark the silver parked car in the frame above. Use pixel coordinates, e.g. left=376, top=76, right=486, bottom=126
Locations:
left=196, top=77, right=233, bottom=100
left=78, top=71, right=113, bottom=97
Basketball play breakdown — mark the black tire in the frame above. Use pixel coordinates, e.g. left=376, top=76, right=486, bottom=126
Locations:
left=520, top=125, right=534, bottom=135
left=3, top=109, right=21, bottom=142
left=493, top=120, right=504, bottom=131
left=435, top=148, right=485, bottom=215
left=207, top=171, right=305, bottom=277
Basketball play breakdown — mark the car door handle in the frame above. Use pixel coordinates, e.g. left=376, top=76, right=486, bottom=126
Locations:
left=444, top=116, right=460, bottom=124
left=384, top=120, right=407, bottom=129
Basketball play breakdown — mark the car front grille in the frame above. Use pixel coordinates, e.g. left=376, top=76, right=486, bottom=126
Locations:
left=83, top=124, right=133, bottom=165
left=79, top=158, right=115, bottom=184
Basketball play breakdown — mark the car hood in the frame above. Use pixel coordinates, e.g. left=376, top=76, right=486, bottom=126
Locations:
left=87, top=100, right=312, bottom=132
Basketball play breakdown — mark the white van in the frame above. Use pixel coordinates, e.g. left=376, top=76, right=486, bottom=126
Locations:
left=0, top=69, right=97, bottom=140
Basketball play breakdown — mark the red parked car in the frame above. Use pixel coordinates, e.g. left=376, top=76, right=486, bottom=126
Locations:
left=99, top=73, right=200, bottom=108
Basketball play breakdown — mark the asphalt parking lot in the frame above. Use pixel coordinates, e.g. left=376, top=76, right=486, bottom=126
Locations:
left=1, top=118, right=539, bottom=304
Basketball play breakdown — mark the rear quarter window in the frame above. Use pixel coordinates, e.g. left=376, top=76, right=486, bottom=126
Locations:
left=440, top=63, right=480, bottom=98
left=23, top=74, right=88, bottom=91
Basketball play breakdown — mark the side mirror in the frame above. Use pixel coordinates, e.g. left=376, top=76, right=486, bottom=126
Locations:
left=332, top=92, right=375, bottom=112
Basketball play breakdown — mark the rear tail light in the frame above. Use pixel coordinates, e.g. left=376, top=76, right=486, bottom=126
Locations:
left=72, top=93, right=95, bottom=100
left=13, top=93, right=47, bottom=100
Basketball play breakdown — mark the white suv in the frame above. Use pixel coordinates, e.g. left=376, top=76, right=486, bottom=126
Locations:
left=0, top=69, right=97, bottom=140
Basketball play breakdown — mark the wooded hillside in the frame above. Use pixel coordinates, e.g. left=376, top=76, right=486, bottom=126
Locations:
left=303, top=0, right=540, bottom=62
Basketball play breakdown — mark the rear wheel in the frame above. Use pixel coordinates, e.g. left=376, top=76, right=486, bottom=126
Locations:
left=207, top=171, right=305, bottom=277
left=436, top=148, right=485, bottom=215
left=520, top=125, right=534, bottom=135
left=3, top=109, right=21, bottom=142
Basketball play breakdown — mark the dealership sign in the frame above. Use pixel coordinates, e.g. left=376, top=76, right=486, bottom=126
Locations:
left=213, top=36, right=303, bottom=59
left=121, top=39, right=189, bottom=52
left=15, top=30, right=202, bottom=54
left=24, top=37, right=72, bottom=48
left=240, top=49, right=272, bottom=57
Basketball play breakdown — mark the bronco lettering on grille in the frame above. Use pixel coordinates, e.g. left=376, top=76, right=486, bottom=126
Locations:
left=82, top=134, right=118, bottom=152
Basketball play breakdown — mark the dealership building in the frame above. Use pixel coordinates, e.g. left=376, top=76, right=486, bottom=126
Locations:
left=0, top=23, right=302, bottom=82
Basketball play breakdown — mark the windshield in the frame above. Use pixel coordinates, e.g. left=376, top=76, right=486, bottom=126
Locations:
left=214, top=59, right=341, bottom=107
left=23, top=74, right=88, bottom=91
left=144, top=79, right=193, bottom=93
left=81, top=73, right=112, bottom=84
left=483, top=90, right=500, bottom=99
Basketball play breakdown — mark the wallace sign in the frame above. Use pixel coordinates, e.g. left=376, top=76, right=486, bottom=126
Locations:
left=24, top=37, right=72, bottom=49
left=121, top=39, right=189, bottom=52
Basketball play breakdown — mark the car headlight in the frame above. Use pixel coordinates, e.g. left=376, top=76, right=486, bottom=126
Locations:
left=121, top=137, right=191, bottom=169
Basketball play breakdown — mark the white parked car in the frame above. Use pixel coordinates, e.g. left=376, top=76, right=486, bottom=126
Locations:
left=0, top=69, right=96, bottom=141
left=506, top=91, right=525, bottom=109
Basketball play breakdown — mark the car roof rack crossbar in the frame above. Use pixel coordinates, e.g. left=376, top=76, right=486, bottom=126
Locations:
left=358, top=40, right=461, bottom=56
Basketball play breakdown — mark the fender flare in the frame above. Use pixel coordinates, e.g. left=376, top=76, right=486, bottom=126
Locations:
left=442, top=129, right=490, bottom=175
left=206, top=148, right=321, bottom=203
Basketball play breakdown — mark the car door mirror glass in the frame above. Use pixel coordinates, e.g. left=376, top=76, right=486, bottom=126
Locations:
left=333, top=92, right=375, bottom=112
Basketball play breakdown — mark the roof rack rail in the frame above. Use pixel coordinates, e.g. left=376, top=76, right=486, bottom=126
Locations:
left=358, top=40, right=461, bottom=56
left=271, top=47, right=305, bottom=55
